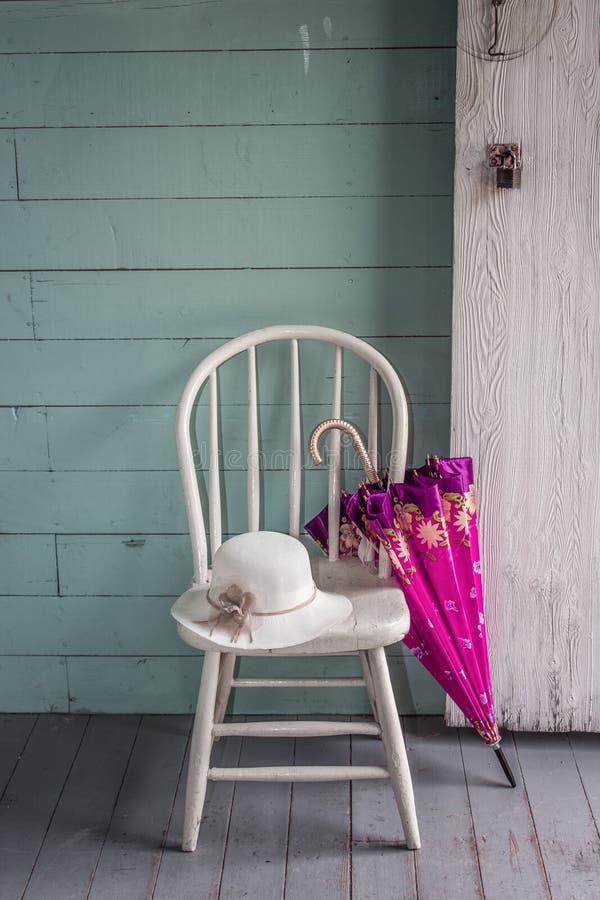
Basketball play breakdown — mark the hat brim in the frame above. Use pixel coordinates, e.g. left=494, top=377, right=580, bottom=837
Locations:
left=171, top=584, right=353, bottom=650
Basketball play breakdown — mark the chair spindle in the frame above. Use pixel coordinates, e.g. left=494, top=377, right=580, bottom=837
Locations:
left=327, top=345, right=343, bottom=561
left=247, top=346, right=260, bottom=532
left=208, top=370, right=222, bottom=558
left=289, top=339, right=302, bottom=537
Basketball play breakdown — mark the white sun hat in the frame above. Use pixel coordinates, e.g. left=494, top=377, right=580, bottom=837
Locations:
left=173, top=531, right=353, bottom=650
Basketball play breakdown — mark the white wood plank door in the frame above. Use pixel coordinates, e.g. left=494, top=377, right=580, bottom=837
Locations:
left=450, top=0, right=600, bottom=731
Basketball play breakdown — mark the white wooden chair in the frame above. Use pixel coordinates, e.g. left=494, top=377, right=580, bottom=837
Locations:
left=171, top=325, right=421, bottom=852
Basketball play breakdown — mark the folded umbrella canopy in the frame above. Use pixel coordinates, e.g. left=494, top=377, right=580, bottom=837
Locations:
left=306, top=419, right=515, bottom=787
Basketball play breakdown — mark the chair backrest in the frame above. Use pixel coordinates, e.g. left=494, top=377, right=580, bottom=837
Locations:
left=176, top=326, right=409, bottom=584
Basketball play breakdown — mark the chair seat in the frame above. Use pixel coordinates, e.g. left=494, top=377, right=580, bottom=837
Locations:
left=171, top=556, right=410, bottom=656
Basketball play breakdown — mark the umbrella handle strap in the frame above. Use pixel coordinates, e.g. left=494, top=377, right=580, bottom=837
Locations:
left=308, top=418, right=380, bottom=484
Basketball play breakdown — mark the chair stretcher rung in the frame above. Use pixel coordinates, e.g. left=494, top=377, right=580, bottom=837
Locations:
left=231, top=677, right=365, bottom=688
left=212, top=720, right=380, bottom=738
left=208, top=765, right=390, bottom=783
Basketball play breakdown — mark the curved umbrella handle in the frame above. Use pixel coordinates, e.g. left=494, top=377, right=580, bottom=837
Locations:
left=308, top=418, right=380, bottom=485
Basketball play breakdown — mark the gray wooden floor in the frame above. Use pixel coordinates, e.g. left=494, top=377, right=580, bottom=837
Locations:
left=0, top=714, right=599, bottom=900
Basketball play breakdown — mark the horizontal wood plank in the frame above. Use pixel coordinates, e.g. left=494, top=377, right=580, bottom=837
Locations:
left=0, top=336, right=451, bottom=405
left=0, top=132, right=16, bottom=199
left=0, top=595, right=418, bottom=657
left=57, top=534, right=193, bottom=597
left=0, top=596, right=189, bottom=655
left=0, top=272, right=32, bottom=338
left=0, top=468, right=349, bottom=533
left=1, top=461, right=458, bottom=534
left=0, top=0, right=456, bottom=52
left=16, top=124, right=454, bottom=200
left=0, top=406, right=48, bottom=470
left=0, top=534, right=57, bottom=595
left=0, top=197, right=452, bottom=270
left=0, top=656, right=68, bottom=711
left=44, top=402, right=449, bottom=472
left=0, top=50, right=455, bottom=128
left=30, top=267, right=452, bottom=339
left=59, top=655, right=444, bottom=715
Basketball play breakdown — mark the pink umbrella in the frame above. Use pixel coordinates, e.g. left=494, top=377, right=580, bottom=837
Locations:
left=307, top=419, right=515, bottom=787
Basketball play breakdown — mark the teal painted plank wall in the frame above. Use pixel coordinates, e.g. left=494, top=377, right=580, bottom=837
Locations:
left=0, top=0, right=456, bottom=713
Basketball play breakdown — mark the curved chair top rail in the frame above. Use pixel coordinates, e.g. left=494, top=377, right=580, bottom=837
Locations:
left=175, top=325, right=409, bottom=584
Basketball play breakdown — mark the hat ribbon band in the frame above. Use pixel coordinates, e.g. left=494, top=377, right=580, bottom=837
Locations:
left=196, top=585, right=317, bottom=644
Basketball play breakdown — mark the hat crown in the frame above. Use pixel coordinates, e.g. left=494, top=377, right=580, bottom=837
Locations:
left=210, top=531, right=314, bottom=612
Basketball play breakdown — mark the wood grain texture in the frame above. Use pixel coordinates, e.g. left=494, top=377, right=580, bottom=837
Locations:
left=0, top=0, right=456, bottom=52
left=0, top=50, right=454, bottom=128
left=450, top=0, right=600, bottom=731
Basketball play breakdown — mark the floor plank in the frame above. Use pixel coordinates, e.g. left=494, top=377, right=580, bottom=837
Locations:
left=405, top=716, right=482, bottom=900
left=87, top=715, right=190, bottom=900
left=569, top=733, right=600, bottom=835
left=0, top=713, right=37, bottom=797
left=514, top=733, right=600, bottom=900
left=218, top=721, right=294, bottom=900
left=1, top=715, right=598, bottom=899
left=351, top=721, right=417, bottom=899
left=285, top=718, right=351, bottom=900
left=0, top=715, right=88, bottom=898
left=22, top=715, right=141, bottom=900
left=153, top=720, right=242, bottom=900
left=460, top=729, right=549, bottom=900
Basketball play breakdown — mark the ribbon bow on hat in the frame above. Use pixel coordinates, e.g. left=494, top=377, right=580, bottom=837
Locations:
left=204, top=583, right=257, bottom=644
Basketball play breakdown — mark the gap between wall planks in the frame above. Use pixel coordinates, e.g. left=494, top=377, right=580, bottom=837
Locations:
left=0, top=0, right=456, bottom=714
left=450, top=0, right=600, bottom=731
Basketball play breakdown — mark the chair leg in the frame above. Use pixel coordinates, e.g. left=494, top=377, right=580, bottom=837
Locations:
left=182, top=650, right=221, bottom=852
left=367, top=646, right=421, bottom=849
left=359, top=649, right=379, bottom=724
left=213, top=653, right=236, bottom=738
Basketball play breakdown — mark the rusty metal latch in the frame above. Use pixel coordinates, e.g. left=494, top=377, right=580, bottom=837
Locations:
left=489, top=143, right=521, bottom=189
